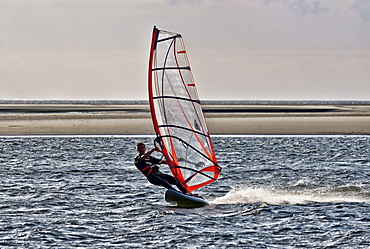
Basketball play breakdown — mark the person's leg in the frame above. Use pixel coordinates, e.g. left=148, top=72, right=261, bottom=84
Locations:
left=147, top=175, right=176, bottom=191
left=159, top=174, right=187, bottom=194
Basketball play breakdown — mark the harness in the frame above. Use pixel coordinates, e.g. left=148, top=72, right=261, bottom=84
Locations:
left=135, top=154, right=160, bottom=177
left=139, top=165, right=154, bottom=177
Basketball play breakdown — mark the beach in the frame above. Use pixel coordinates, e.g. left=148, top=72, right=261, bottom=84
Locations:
left=0, top=101, right=369, bottom=135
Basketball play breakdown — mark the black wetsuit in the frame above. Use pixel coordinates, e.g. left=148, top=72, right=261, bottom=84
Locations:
left=134, top=154, right=187, bottom=194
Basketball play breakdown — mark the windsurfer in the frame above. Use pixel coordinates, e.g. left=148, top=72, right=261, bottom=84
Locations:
left=134, top=142, right=187, bottom=194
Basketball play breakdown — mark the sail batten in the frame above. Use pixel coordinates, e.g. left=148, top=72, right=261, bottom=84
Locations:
left=153, top=66, right=191, bottom=71
left=157, top=34, right=181, bottom=43
left=148, top=26, right=221, bottom=193
left=153, top=96, right=200, bottom=103
left=158, top=125, right=210, bottom=137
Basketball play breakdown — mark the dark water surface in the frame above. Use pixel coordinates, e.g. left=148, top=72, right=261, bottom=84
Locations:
left=1, top=136, right=369, bottom=248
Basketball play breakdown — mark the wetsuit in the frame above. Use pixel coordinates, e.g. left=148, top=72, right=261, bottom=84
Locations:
left=134, top=154, right=187, bottom=194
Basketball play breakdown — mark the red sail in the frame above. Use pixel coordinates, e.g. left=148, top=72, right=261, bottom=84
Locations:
left=148, top=26, right=221, bottom=193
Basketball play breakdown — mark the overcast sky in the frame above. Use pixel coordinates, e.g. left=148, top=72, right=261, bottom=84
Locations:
left=1, top=0, right=369, bottom=100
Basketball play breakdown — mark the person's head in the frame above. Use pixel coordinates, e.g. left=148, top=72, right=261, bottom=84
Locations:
left=136, top=142, right=146, bottom=155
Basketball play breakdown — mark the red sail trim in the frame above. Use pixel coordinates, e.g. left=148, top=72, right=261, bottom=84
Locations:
left=186, top=166, right=220, bottom=192
left=187, top=180, right=215, bottom=193
left=148, top=26, right=160, bottom=136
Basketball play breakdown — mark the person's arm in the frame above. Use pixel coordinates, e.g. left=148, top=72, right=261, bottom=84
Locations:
left=139, top=148, right=157, bottom=162
left=138, top=147, right=160, bottom=162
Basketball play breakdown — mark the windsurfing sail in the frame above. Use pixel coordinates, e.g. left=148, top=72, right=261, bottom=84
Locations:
left=148, top=26, right=221, bottom=193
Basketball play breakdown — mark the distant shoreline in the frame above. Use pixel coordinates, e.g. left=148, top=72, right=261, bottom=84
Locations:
left=1, top=100, right=370, bottom=105
left=0, top=102, right=369, bottom=135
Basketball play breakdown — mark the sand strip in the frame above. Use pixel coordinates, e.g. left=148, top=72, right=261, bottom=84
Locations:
left=0, top=103, right=369, bottom=135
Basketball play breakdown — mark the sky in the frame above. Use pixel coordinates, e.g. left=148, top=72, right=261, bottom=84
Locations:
left=0, top=0, right=369, bottom=101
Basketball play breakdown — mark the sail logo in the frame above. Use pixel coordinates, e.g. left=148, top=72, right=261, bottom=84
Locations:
left=194, top=119, right=200, bottom=131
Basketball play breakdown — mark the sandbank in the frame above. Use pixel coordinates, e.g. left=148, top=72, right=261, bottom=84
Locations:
left=0, top=102, right=369, bottom=135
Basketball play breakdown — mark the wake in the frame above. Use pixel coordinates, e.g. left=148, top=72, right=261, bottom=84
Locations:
left=211, top=185, right=370, bottom=205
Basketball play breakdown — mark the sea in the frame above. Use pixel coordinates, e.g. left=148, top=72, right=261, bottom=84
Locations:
left=0, top=135, right=369, bottom=248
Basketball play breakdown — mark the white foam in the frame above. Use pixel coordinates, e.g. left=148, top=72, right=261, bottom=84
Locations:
left=211, top=186, right=370, bottom=205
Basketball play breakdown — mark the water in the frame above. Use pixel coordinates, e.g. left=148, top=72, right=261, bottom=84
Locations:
left=0, top=135, right=369, bottom=248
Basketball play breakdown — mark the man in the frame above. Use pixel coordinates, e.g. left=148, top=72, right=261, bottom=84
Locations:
left=134, top=142, right=187, bottom=194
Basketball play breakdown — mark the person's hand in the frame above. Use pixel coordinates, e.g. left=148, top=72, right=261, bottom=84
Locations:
left=195, top=161, right=205, bottom=168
